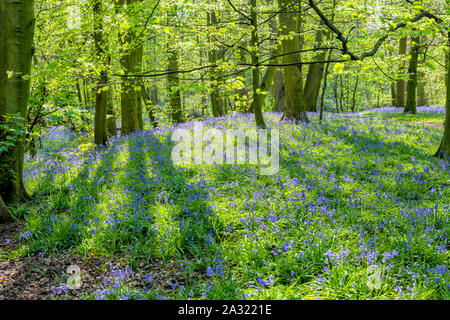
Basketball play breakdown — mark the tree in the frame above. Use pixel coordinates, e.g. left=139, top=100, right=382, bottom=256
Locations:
left=405, top=36, right=420, bottom=114
left=396, top=37, right=407, bottom=108
left=0, top=0, right=35, bottom=223
left=249, top=0, right=266, bottom=127
left=166, top=41, right=183, bottom=123
left=93, top=0, right=109, bottom=145
left=207, top=11, right=225, bottom=118
left=117, top=0, right=141, bottom=135
left=304, top=27, right=326, bottom=112
left=278, top=0, right=307, bottom=122
left=435, top=30, right=450, bottom=158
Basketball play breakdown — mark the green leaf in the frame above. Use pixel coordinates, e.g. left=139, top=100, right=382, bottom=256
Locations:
left=333, top=63, right=345, bottom=74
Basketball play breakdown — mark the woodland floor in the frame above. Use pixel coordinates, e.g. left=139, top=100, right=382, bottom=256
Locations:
left=0, top=109, right=450, bottom=299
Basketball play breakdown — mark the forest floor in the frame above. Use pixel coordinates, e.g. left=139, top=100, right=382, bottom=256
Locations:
left=0, top=108, right=449, bottom=300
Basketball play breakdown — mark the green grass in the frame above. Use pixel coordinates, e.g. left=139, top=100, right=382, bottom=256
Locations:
left=361, top=111, right=444, bottom=125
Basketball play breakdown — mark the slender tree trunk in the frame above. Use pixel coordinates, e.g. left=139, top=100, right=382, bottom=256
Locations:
left=396, top=37, right=407, bottom=108
left=106, top=82, right=116, bottom=137
left=319, top=0, right=335, bottom=121
left=167, top=43, right=182, bottom=123
left=273, top=69, right=285, bottom=112
left=93, top=0, right=108, bottom=145
left=333, top=75, right=339, bottom=112
left=207, top=12, right=225, bottom=117
left=339, top=74, right=344, bottom=111
left=136, top=43, right=144, bottom=129
left=390, top=82, right=397, bottom=106
left=304, top=26, right=325, bottom=112
left=234, top=44, right=250, bottom=113
left=405, top=37, right=420, bottom=114
left=351, top=75, right=359, bottom=112
left=0, top=0, right=35, bottom=222
left=250, top=0, right=266, bottom=127
left=319, top=49, right=332, bottom=121
left=278, top=0, right=307, bottom=122
left=117, top=0, right=140, bottom=135
left=141, top=82, right=155, bottom=125
left=250, top=20, right=280, bottom=113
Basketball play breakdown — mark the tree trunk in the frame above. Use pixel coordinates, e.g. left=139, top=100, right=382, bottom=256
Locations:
left=0, top=0, right=35, bottom=223
left=319, top=48, right=332, bottom=121
left=273, top=69, right=285, bottom=112
left=235, top=45, right=250, bottom=113
left=351, top=75, right=359, bottom=112
left=333, top=75, right=339, bottom=112
left=250, top=41, right=280, bottom=113
left=136, top=43, right=144, bottom=129
left=167, top=44, right=182, bottom=123
left=396, top=37, right=407, bottom=108
left=278, top=0, right=307, bottom=122
left=207, top=12, right=225, bottom=117
left=106, top=84, right=116, bottom=137
left=435, top=31, right=450, bottom=158
left=319, top=0, right=336, bottom=121
left=141, top=82, right=155, bottom=125
left=390, top=82, right=397, bottom=106
left=250, top=0, right=266, bottom=127
left=405, top=37, right=420, bottom=114
left=304, top=27, right=325, bottom=112
left=416, top=69, right=427, bottom=107
left=93, top=0, right=108, bottom=145
left=117, top=0, right=140, bottom=135
left=0, top=195, right=15, bottom=224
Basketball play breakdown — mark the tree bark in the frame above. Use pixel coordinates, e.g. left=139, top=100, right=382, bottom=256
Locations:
left=319, top=48, right=332, bottom=121
left=396, top=37, right=407, bottom=108
left=435, top=31, right=450, bottom=158
left=93, top=0, right=108, bottom=145
left=390, top=82, right=397, bottom=106
left=405, top=37, right=420, bottom=114
left=278, top=0, right=307, bottom=122
left=273, top=69, right=285, bottom=112
left=0, top=0, right=35, bottom=223
left=416, top=68, right=427, bottom=107
left=207, top=12, right=225, bottom=117
left=250, top=0, right=266, bottom=127
left=117, top=0, right=140, bottom=135
left=351, top=75, right=359, bottom=112
left=304, top=27, right=325, bottom=112
left=167, top=43, right=182, bottom=123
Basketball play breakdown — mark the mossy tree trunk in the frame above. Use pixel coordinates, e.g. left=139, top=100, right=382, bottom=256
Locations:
left=0, top=0, right=35, bottom=223
left=405, top=37, right=420, bottom=114
left=278, top=0, right=307, bottom=122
